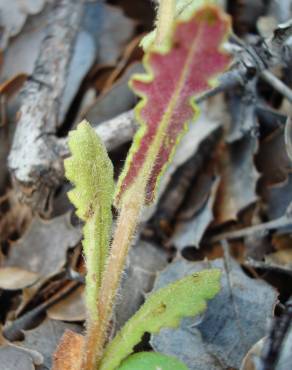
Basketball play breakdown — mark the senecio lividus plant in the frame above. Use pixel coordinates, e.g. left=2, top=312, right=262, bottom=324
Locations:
left=56, top=1, right=231, bottom=369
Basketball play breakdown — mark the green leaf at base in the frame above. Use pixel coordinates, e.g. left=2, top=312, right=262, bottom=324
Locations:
left=100, top=269, right=221, bottom=370
left=117, top=352, right=189, bottom=370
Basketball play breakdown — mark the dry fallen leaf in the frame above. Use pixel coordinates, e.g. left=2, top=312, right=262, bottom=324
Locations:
left=47, top=286, right=86, bottom=322
left=215, top=135, right=259, bottom=224
left=0, top=267, right=39, bottom=290
left=265, top=249, right=292, bottom=270
left=264, top=173, right=292, bottom=222
left=5, top=213, right=80, bottom=279
left=256, top=127, right=292, bottom=185
left=171, top=178, right=219, bottom=250
left=240, top=324, right=292, bottom=370
left=240, top=337, right=266, bottom=370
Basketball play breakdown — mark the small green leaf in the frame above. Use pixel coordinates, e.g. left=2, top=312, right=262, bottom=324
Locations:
left=64, top=120, right=114, bottom=321
left=100, top=269, right=221, bottom=370
left=117, top=352, right=189, bottom=370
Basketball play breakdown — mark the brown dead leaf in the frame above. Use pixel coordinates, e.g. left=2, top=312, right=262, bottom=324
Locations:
left=92, top=65, right=116, bottom=93
left=256, top=127, right=292, bottom=185
left=5, top=213, right=81, bottom=279
left=240, top=337, right=265, bottom=370
left=0, top=74, right=27, bottom=99
left=52, top=330, right=84, bottom=370
left=47, top=286, right=86, bottom=322
left=102, top=34, right=144, bottom=92
left=0, top=190, right=32, bottom=243
left=272, top=234, right=292, bottom=251
left=215, top=136, right=259, bottom=224
left=265, top=249, right=292, bottom=270
left=171, top=178, right=219, bottom=250
left=0, top=267, right=39, bottom=290
left=263, top=173, right=292, bottom=222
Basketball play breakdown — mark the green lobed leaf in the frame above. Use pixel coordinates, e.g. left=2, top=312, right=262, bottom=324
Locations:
left=64, top=120, right=114, bottom=320
left=99, top=269, right=221, bottom=370
left=117, top=352, right=189, bottom=370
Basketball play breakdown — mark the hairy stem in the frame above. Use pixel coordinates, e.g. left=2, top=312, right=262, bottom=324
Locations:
left=80, top=193, right=143, bottom=370
left=83, top=216, right=100, bottom=322
left=155, top=0, right=175, bottom=46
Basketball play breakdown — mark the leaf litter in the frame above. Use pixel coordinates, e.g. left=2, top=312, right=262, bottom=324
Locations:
left=1, top=0, right=292, bottom=369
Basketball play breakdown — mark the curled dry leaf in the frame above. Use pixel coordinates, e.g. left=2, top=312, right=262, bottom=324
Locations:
left=240, top=337, right=266, bottom=370
left=0, top=190, right=32, bottom=243
left=264, top=173, right=292, bottom=221
left=263, top=249, right=292, bottom=272
left=215, top=135, right=259, bottom=224
left=0, top=267, right=39, bottom=290
left=256, top=127, right=292, bottom=185
left=47, top=286, right=86, bottom=322
left=5, top=213, right=81, bottom=279
left=171, top=177, right=219, bottom=250
left=240, top=325, right=292, bottom=370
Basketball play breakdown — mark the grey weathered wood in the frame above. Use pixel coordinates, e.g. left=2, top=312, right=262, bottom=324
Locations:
left=57, top=110, right=137, bottom=158
left=8, top=0, right=84, bottom=213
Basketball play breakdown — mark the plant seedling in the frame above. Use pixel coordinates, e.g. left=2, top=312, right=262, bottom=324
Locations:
left=54, top=2, right=231, bottom=369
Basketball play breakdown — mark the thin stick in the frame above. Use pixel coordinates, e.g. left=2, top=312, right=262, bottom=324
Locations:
left=261, top=70, right=292, bottom=103
left=210, top=216, right=292, bottom=242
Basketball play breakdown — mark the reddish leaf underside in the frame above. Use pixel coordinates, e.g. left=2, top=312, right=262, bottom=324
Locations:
left=115, top=6, right=231, bottom=207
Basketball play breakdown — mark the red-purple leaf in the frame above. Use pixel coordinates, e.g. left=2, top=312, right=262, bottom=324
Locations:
left=115, top=6, right=231, bottom=207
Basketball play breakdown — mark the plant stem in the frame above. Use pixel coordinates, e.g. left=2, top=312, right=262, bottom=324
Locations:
left=155, top=0, right=176, bottom=46
left=80, top=193, right=143, bottom=370
left=83, top=214, right=101, bottom=323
